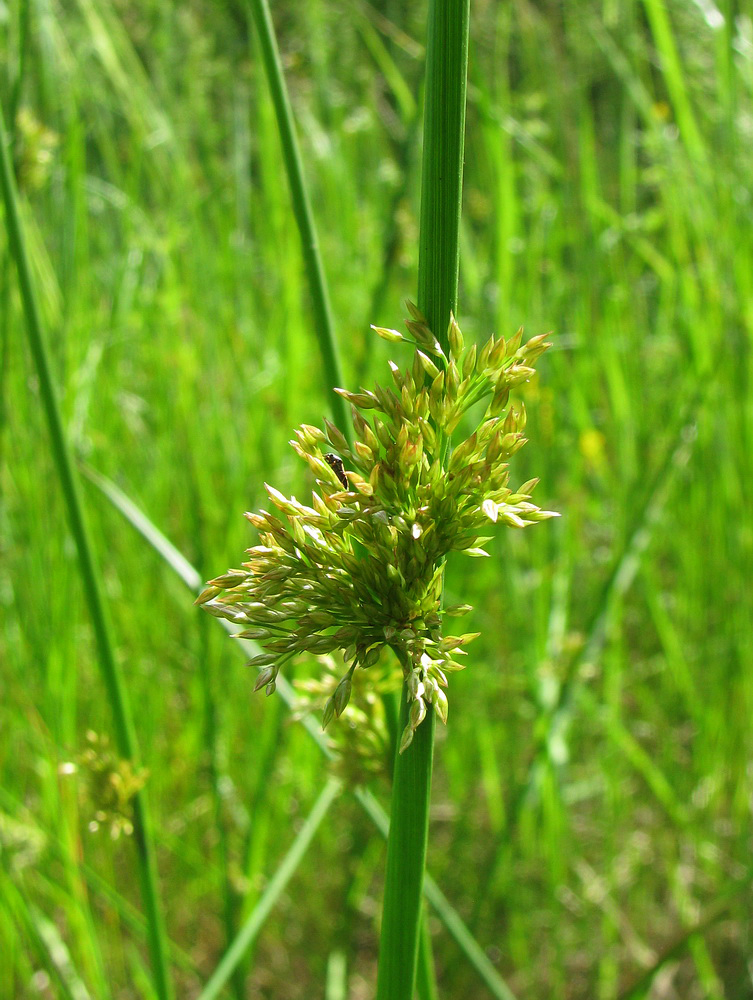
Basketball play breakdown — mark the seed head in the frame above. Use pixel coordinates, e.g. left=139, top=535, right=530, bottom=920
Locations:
left=198, top=308, right=558, bottom=755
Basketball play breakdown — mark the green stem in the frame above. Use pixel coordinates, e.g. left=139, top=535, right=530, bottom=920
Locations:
left=376, top=691, right=436, bottom=1000
left=417, top=0, right=471, bottom=349
left=377, top=1, right=469, bottom=996
left=0, top=104, right=174, bottom=1000
left=245, top=0, right=351, bottom=441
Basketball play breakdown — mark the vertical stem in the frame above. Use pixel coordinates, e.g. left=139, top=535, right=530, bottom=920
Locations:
left=417, top=0, right=471, bottom=350
left=376, top=692, right=436, bottom=1000
left=376, top=1, right=470, bottom=997
left=245, top=0, right=351, bottom=441
left=0, top=104, right=174, bottom=1000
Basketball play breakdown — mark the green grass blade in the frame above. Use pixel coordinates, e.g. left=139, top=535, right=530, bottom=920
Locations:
left=0, top=105, right=174, bottom=1000
left=641, top=0, right=707, bottom=169
left=245, top=0, right=350, bottom=440
left=198, top=778, right=342, bottom=1000
left=416, top=0, right=470, bottom=345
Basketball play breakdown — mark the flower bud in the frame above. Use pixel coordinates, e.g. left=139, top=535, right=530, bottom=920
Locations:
left=448, top=314, right=464, bottom=359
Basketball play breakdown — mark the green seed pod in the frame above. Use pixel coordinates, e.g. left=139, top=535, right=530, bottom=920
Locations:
left=371, top=324, right=405, bottom=343
left=334, top=676, right=352, bottom=717
left=447, top=314, right=464, bottom=359
left=462, top=343, right=477, bottom=379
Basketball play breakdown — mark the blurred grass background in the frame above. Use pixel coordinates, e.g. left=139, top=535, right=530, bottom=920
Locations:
left=1, top=0, right=752, bottom=997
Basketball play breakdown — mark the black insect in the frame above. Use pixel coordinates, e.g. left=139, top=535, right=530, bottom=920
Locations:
left=324, top=452, right=348, bottom=489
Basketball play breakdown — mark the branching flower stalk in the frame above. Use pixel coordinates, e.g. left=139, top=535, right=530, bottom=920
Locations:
left=197, top=307, right=557, bottom=753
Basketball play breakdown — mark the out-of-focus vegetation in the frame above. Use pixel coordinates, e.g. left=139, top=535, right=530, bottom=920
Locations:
left=1, top=0, right=752, bottom=997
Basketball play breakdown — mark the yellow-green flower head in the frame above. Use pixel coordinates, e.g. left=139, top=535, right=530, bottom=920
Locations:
left=197, top=307, right=558, bottom=754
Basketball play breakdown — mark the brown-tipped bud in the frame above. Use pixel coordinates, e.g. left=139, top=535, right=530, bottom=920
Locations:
left=405, top=299, right=428, bottom=323
left=354, top=441, right=375, bottom=466
left=400, top=438, right=421, bottom=470
left=324, top=418, right=349, bottom=454
left=448, top=314, right=464, bottom=359
left=254, top=666, right=276, bottom=692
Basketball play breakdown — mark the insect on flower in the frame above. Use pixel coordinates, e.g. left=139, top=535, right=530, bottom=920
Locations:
left=324, top=452, right=348, bottom=489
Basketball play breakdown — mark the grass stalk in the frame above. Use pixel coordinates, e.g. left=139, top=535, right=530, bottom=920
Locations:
left=416, top=0, right=470, bottom=346
left=376, top=690, right=436, bottom=1000
left=376, top=4, right=469, bottom=996
left=0, top=104, right=174, bottom=1000
left=245, top=0, right=350, bottom=439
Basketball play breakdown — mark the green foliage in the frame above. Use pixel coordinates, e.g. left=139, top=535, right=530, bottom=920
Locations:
left=2, top=0, right=753, bottom=997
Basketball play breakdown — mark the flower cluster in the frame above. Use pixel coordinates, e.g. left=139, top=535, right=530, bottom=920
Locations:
left=197, top=305, right=558, bottom=752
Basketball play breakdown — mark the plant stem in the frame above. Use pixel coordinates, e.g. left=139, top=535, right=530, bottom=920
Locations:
left=245, top=0, right=351, bottom=441
left=376, top=1, right=469, bottom=996
left=0, top=103, right=174, bottom=1000
left=376, top=691, right=436, bottom=1000
left=417, top=0, right=471, bottom=350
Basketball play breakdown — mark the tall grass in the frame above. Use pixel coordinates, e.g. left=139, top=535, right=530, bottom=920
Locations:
left=2, top=0, right=752, bottom=997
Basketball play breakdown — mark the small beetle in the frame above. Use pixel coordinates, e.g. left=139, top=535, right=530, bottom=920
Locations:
left=324, top=452, right=348, bottom=489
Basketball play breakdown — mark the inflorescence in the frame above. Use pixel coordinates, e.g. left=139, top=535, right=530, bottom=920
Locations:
left=197, top=305, right=558, bottom=753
